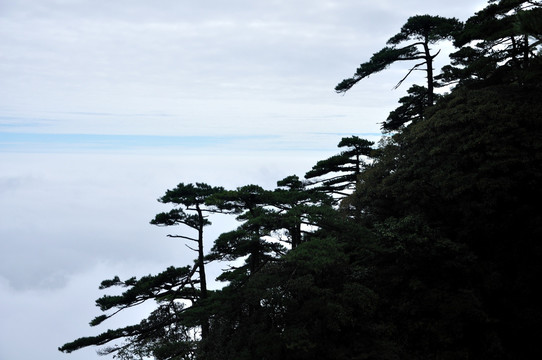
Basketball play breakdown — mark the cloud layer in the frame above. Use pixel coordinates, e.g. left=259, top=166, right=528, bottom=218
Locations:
left=0, top=1, right=486, bottom=359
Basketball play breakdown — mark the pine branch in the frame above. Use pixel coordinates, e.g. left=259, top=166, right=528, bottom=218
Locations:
left=393, top=61, right=427, bottom=89
left=167, top=234, right=198, bottom=242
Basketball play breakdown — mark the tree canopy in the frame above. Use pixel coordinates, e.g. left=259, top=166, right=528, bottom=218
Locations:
left=335, top=15, right=462, bottom=96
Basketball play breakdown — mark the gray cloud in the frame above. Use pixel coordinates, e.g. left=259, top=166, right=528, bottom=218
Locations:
left=0, top=1, right=488, bottom=359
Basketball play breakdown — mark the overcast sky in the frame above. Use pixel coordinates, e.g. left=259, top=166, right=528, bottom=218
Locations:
left=0, top=1, right=486, bottom=359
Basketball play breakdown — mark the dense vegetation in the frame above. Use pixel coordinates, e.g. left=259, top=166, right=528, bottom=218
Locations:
left=60, top=1, right=542, bottom=359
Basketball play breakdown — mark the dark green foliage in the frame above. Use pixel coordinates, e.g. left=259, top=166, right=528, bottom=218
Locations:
left=362, top=84, right=542, bottom=233
left=199, top=237, right=387, bottom=360
left=384, top=84, right=443, bottom=131
left=158, top=182, right=223, bottom=208
left=59, top=266, right=198, bottom=356
left=337, top=15, right=463, bottom=132
left=439, top=0, right=542, bottom=87
left=208, top=178, right=334, bottom=251
left=337, top=14, right=462, bottom=108
left=305, top=136, right=373, bottom=198
left=94, top=267, right=196, bottom=312
left=352, top=82, right=542, bottom=358
left=207, top=224, right=285, bottom=282
left=59, top=325, right=143, bottom=354
left=386, top=14, right=463, bottom=45
left=152, top=209, right=207, bottom=229
left=335, top=46, right=418, bottom=92
left=369, top=216, right=485, bottom=359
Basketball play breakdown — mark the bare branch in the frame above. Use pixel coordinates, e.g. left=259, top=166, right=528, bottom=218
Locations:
left=393, top=61, right=426, bottom=89
left=185, top=244, right=199, bottom=252
left=167, top=234, right=198, bottom=242
left=430, top=48, right=442, bottom=60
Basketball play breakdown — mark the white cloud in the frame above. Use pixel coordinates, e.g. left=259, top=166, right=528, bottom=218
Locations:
left=0, top=0, right=489, bottom=359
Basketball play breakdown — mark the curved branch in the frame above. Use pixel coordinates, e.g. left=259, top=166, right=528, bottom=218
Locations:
left=393, top=61, right=427, bottom=89
left=167, top=234, right=198, bottom=242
